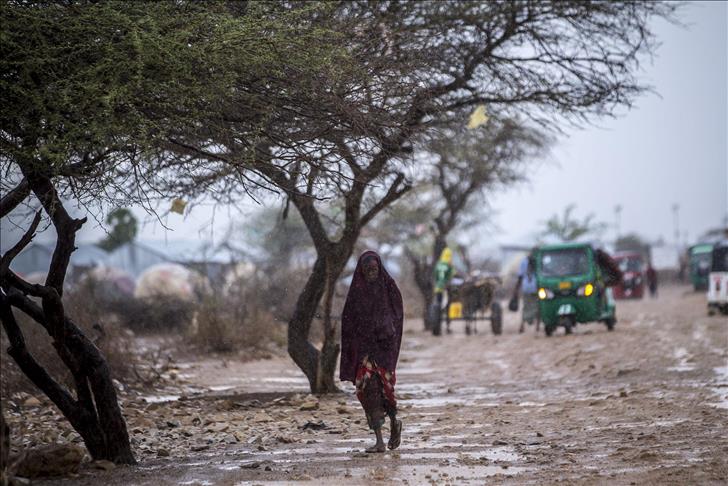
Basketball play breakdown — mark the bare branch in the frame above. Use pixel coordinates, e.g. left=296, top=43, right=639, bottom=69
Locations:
left=0, top=178, right=30, bottom=218
left=360, top=173, right=411, bottom=228
left=0, top=211, right=41, bottom=275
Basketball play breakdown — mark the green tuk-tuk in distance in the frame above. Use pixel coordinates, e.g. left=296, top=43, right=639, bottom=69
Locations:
left=688, top=243, right=713, bottom=291
left=534, top=242, right=618, bottom=336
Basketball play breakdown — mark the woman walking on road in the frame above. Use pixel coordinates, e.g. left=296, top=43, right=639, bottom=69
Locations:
left=340, top=251, right=404, bottom=453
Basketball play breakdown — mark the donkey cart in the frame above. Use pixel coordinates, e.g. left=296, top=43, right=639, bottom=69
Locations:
left=431, top=275, right=503, bottom=336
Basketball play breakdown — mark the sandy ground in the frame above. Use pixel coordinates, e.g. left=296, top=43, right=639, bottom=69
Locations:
left=31, top=284, right=728, bottom=485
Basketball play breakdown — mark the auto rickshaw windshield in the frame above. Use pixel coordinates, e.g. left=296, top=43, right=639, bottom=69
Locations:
left=540, top=248, right=590, bottom=278
left=618, top=258, right=643, bottom=273
left=693, top=253, right=712, bottom=272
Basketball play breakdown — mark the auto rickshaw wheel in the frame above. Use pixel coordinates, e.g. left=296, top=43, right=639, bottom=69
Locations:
left=560, top=316, right=574, bottom=335
left=545, top=324, right=555, bottom=337
left=490, top=302, right=503, bottom=336
left=465, top=323, right=472, bottom=335
left=605, top=317, right=616, bottom=331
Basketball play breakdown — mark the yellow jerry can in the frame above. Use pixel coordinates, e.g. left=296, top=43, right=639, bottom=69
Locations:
left=448, top=301, right=463, bottom=319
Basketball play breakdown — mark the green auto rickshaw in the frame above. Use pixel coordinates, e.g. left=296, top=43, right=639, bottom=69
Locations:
left=688, top=243, right=713, bottom=291
left=534, top=242, right=618, bottom=336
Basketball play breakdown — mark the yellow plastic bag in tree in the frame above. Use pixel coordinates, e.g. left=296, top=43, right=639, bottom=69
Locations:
left=170, top=198, right=187, bottom=215
left=467, top=105, right=488, bottom=129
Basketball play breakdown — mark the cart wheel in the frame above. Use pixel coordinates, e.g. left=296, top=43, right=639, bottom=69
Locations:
left=490, top=302, right=503, bottom=336
left=433, top=313, right=443, bottom=336
left=433, top=321, right=442, bottom=336
left=426, top=302, right=440, bottom=331
left=545, top=324, right=555, bottom=337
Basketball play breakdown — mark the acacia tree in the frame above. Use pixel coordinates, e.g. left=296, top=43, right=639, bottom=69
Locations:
left=540, top=204, right=608, bottom=242
left=0, top=1, right=343, bottom=462
left=162, top=1, right=676, bottom=392
left=402, top=120, right=548, bottom=331
left=172, top=1, right=676, bottom=392
left=97, top=209, right=138, bottom=252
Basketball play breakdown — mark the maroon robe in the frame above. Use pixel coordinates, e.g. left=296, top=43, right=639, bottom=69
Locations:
left=340, top=251, right=404, bottom=383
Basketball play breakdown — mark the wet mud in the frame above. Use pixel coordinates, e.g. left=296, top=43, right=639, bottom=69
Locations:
left=28, top=286, right=728, bottom=484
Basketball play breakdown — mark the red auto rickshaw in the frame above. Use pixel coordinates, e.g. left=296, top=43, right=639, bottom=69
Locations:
left=613, top=251, right=645, bottom=299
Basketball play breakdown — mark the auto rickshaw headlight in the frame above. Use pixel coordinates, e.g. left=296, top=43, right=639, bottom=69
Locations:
left=538, top=288, right=554, bottom=300
left=577, top=283, right=594, bottom=297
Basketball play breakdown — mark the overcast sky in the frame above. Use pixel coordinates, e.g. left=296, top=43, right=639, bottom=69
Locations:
left=485, top=1, right=727, bottom=248
left=3, top=1, right=726, bottom=253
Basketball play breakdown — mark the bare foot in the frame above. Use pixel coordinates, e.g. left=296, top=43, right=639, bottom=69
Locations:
left=366, top=442, right=386, bottom=453
left=388, top=419, right=402, bottom=450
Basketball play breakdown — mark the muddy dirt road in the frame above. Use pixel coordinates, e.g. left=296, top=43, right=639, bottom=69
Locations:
left=36, top=285, right=727, bottom=485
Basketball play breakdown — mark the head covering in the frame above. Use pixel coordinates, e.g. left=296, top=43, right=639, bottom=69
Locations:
left=439, top=247, right=453, bottom=264
left=340, top=251, right=404, bottom=383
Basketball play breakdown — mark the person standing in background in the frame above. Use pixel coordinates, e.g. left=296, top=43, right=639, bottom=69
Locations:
left=433, top=247, right=455, bottom=334
left=512, top=253, right=539, bottom=333
left=646, top=263, right=658, bottom=298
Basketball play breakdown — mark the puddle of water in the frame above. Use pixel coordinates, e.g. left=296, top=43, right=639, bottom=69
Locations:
left=668, top=347, right=696, bottom=372
left=402, top=393, right=502, bottom=408
left=242, top=376, right=309, bottom=385
left=708, top=387, right=728, bottom=409
left=403, top=396, right=467, bottom=407
left=667, top=365, right=696, bottom=372
left=708, top=365, right=728, bottom=409
left=714, top=365, right=728, bottom=382
left=405, top=421, right=434, bottom=433
left=267, top=455, right=353, bottom=465
left=208, top=385, right=237, bottom=392
left=267, top=446, right=354, bottom=456
left=583, top=343, right=605, bottom=353
left=137, top=460, right=210, bottom=471
left=397, top=446, right=520, bottom=463
left=389, top=463, right=529, bottom=481
left=173, top=362, right=197, bottom=370
left=143, top=394, right=181, bottom=403
left=397, top=367, right=439, bottom=376
left=652, top=419, right=687, bottom=427
left=588, top=418, right=687, bottom=431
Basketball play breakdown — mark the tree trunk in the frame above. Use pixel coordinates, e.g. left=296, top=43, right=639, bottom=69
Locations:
left=287, top=243, right=353, bottom=394
left=0, top=172, right=136, bottom=465
left=287, top=256, right=328, bottom=391
left=409, top=254, right=434, bottom=329
left=0, top=398, right=8, bottom=475
left=317, top=262, right=339, bottom=393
